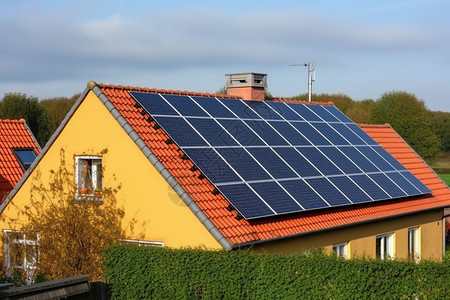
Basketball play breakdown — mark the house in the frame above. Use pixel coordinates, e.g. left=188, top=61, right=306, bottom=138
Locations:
left=1, top=73, right=449, bottom=275
left=0, top=119, right=40, bottom=202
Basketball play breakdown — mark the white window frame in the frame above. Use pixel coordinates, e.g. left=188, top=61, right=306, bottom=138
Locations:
left=376, top=233, right=394, bottom=260
left=119, top=239, right=164, bottom=247
left=332, top=242, right=348, bottom=259
left=75, top=156, right=102, bottom=200
left=3, top=230, right=39, bottom=282
left=408, top=227, right=420, bottom=262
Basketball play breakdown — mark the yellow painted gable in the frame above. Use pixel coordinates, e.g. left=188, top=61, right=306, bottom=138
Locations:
left=0, top=91, right=221, bottom=250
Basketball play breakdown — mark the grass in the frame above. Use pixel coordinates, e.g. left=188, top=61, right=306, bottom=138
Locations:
left=439, top=174, right=450, bottom=186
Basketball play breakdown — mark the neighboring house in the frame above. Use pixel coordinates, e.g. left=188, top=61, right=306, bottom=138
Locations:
left=0, top=119, right=40, bottom=278
left=1, top=73, right=449, bottom=277
left=0, top=119, right=40, bottom=201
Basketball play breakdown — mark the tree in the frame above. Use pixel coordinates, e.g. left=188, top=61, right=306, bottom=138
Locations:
left=40, top=94, right=78, bottom=137
left=0, top=93, right=51, bottom=147
left=7, top=148, right=130, bottom=281
left=429, top=110, right=450, bottom=153
left=371, top=91, right=441, bottom=164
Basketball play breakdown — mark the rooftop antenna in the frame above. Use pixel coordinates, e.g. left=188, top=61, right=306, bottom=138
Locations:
left=290, top=63, right=316, bottom=102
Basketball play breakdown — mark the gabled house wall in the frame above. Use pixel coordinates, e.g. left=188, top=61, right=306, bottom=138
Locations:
left=0, top=91, right=221, bottom=249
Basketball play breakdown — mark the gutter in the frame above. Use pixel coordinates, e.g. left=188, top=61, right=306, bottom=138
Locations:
left=232, top=204, right=450, bottom=250
left=88, top=81, right=233, bottom=251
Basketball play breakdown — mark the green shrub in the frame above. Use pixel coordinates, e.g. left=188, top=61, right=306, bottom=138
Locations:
left=103, top=245, right=450, bottom=299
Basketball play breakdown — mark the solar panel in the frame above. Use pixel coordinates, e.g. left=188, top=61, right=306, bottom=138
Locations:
left=131, top=92, right=432, bottom=220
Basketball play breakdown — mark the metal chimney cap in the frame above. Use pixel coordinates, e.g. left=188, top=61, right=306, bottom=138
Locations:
left=225, top=72, right=267, bottom=88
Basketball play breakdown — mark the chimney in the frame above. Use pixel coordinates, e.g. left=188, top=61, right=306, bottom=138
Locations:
left=225, top=72, right=267, bottom=101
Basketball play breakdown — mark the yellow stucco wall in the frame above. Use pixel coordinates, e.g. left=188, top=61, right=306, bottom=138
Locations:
left=252, top=209, right=444, bottom=261
left=0, top=91, right=221, bottom=250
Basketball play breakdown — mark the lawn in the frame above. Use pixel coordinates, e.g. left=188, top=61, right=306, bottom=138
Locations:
left=438, top=174, right=450, bottom=186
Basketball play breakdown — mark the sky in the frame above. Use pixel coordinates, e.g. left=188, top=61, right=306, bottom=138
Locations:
left=1, top=0, right=449, bottom=111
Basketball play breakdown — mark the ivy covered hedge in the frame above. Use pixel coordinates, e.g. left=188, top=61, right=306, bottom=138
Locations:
left=103, top=245, right=449, bottom=299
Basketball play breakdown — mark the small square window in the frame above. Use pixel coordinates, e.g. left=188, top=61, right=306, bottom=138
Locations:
left=13, top=148, right=37, bottom=171
left=332, top=242, right=348, bottom=259
left=75, top=156, right=102, bottom=200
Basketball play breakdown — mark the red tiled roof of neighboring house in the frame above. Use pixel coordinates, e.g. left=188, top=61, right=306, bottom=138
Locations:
left=98, top=83, right=450, bottom=247
left=0, top=119, right=40, bottom=202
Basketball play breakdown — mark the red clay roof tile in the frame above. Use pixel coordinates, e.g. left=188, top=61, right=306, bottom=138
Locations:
left=99, top=84, right=450, bottom=247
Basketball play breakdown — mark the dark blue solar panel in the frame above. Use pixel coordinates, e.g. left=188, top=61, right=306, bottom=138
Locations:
left=323, top=106, right=354, bottom=123
left=346, top=124, right=378, bottom=145
left=307, top=105, right=340, bottom=122
left=357, top=146, right=395, bottom=171
left=153, top=116, right=207, bottom=147
left=372, top=146, right=406, bottom=170
left=291, top=122, right=331, bottom=145
left=286, top=103, right=322, bottom=121
left=369, top=173, right=406, bottom=198
left=311, top=123, right=349, bottom=145
left=218, top=183, right=274, bottom=219
left=330, top=123, right=366, bottom=145
left=328, top=176, right=372, bottom=203
left=192, top=97, right=235, bottom=118
left=401, top=171, right=430, bottom=194
left=244, top=120, right=288, bottom=146
left=268, top=121, right=311, bottom=146
left=247, top=148, right=297, bottom=179
left=250, top=182, right=303, bottom=214
left=386, top=172, right=420, bottom=195
left=187, top=118, right=238, bottom=147
left=319, top=147, right=361, bottom=174
left=183, top=148, right=241, bottom=183
left=132, top=92, right=431, bottom=220
left=130, top=92, right=178, bottom=115
left=306, top=178, right=351, bottom=206
left=350, top=174, right=390, bottom=201
left=246, top=101, right=283, bottom=120
left=218, top=120, right=265, bottom=146
left=300, top=147, right=342, bottom=176
left=216, top=148, right=270, bottom=181
left=265, top=102, right=304, bottom=121
left=275, top=147, right=321, bottom=177
left=218, top=98, right=261, bottom=119
left=339, top=146, right=379, bottom=173
left=162, top=95, right=208, bottom=117
left=280, top=179, right=328, bottom=210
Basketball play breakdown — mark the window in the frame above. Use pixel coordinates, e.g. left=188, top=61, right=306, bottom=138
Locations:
left=13, top=148, right=37, bottom=171
left=3, top=230, right=39, bottom=282
left=332, top=242, right=348, bottom=259
left=408, top=227, right=420, bottom=261
left=75, top=156, right=102, bottom=200
left=376, top=233, right=394, bottom=260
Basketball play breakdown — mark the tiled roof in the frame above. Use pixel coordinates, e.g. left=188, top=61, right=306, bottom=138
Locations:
left=0, top=119, right=40, bottom=202
left=98, top=84, right=450, bottom=247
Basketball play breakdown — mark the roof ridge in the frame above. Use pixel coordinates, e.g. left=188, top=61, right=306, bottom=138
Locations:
left=272, top=98, right=334, bottom=106
left=0, top=119, right=26, bottom=124
left=358, top=123, right=391, bottom=128
left=94, top=82, right=239, bottom=99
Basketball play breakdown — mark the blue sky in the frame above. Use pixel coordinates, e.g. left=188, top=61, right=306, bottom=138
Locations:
left=1, top=0, right=449, bottom=111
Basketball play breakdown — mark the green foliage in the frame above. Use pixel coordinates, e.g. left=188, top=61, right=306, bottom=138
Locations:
left=103, top=246, right=450, bottom=299
left=0, top=92, right=50, bottom=147
left=40, top=94, right=78, bottom=138
left=372, top=91, right=441, bottom=164
left=429, top=110, right=450, bottom=152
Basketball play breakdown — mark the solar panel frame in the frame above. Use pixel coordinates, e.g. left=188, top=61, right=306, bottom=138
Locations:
left=130, top=91, right=432, bottom=220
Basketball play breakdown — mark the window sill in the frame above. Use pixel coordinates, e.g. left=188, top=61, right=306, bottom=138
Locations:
left=74, top=195, right=103, bottom=205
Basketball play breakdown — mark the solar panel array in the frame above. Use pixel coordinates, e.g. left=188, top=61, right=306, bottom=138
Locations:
left=131, top=92, right=431, bottom=220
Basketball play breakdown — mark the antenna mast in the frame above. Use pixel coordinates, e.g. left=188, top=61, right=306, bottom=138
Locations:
left=290, top=63, right=316, bottom=102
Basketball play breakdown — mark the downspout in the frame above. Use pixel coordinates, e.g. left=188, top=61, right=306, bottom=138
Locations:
left=87, top=81, right=233, bottom=250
